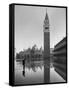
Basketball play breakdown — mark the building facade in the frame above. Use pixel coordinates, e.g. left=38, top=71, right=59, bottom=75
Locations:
left=53, top=37, right=67, bottom=81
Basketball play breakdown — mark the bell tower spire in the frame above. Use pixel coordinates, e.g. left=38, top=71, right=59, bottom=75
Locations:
left=44, top=8, right=50, bottom=32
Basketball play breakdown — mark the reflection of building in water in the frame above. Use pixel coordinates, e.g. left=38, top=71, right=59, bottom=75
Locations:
left=24, top=60, right=43, bottom=72
left=43, top=9, right=50, bottom=83
left=53, top=37, right=67, bottom=81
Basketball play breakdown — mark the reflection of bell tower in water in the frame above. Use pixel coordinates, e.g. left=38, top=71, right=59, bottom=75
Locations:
left=43, top=9, right=50, bottom=83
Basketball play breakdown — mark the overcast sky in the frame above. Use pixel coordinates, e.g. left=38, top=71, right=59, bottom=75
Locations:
left=15, top=5, right=66, bottom=53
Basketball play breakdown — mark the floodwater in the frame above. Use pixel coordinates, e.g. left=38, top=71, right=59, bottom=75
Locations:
left=14, top=59, right=65, bottom=85
left=14, top=60, right=44, bottom=85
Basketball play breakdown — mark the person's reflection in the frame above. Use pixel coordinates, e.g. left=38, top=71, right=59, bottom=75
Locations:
left=22, top=59, right=25, bottom=77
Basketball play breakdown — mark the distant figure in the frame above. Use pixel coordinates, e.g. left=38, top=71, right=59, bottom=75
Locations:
left=22, top=58, right=25, bottom=77
left=22, top=59, right=25, bottom=65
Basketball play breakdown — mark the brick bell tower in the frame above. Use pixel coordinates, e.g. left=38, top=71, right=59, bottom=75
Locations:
left=43, top=9, right=50, bottom=83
